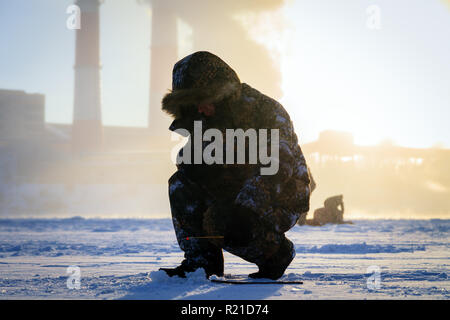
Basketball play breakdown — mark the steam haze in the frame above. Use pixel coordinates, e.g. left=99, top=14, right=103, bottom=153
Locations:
left=0, top=0, right=449, bottom=219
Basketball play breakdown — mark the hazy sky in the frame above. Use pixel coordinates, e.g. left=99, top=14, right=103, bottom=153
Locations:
left=0, top=0, right=449, bottom=148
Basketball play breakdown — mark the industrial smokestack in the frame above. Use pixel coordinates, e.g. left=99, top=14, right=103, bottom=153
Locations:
left=72, top=0, right=103, bottom=152
left=148, top=1, right=177, bottom=136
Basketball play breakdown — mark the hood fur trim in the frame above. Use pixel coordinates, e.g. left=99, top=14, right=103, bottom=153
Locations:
left=161, top=82, right=240, bottom=118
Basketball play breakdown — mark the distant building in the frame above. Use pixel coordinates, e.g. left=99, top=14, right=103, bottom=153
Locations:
left=318, top=130, right=354, bottom=148
left=303, top=130, right=355, bottom=158
left=0, top=89, right=45, bottom=141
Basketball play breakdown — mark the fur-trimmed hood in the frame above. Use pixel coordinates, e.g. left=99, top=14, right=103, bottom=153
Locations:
left=162, top=82, right=241, bottom=119
left=161, top=51, right=241, bottom=119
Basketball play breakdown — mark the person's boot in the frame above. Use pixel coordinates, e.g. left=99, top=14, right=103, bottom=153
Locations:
left=249, top=239, right=295, bottom=280
left=160, top=251, right=224, bottom=279
left=159, top=266, right=187, bottom=278
left=159, top=260, right=196, bottom=278
left=203, top=250, right=224, bottom=278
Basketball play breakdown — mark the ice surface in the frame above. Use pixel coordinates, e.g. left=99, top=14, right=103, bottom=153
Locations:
left=0, top=218, right=448, bottom=299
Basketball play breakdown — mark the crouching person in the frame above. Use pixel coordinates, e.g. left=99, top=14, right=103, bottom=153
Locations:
left=160, top=51, right=313, bottom=280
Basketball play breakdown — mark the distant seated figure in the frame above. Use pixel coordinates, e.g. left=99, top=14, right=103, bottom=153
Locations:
left=313, top=195, right=344, bottom=225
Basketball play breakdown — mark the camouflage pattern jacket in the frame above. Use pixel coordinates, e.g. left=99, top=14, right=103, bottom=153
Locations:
left=162, top=51, right=312, bottom=234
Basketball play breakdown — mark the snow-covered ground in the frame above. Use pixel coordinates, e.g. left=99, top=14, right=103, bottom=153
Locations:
left=0, top=218, right=448, bottom=299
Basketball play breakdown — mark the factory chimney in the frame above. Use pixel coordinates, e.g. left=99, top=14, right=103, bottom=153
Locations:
left=148, top=1, right=177, bottom=138
left=72, top=0, right=103, bottom=152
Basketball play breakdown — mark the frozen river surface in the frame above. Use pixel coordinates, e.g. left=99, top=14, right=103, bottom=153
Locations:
left=0, top=218, right=448, bottom=299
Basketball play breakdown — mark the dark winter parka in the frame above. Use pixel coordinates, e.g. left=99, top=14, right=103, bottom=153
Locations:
left=162, top=51, right=312, bottom=235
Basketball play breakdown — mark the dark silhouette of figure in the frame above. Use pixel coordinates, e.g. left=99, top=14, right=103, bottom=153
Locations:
left=314, top=195, right=344, bottom=224
left=160, top=51, right=313, bottom=280
left=303, top=195, right=350, bottom=226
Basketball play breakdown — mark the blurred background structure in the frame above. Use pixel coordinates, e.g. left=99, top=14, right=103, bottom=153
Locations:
left=72, top=0, right=103, bottom=152
left=0, top=0, right=449, bottom=218
left=302, top=132, right=450, bottom=219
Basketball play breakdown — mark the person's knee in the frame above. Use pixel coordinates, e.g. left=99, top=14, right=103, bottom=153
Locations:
left=280, top=237, right=295, bottom=259
left=168, top=170, right=187, bottom=193
left=169, top=171, right=183, bottom=196
left=168, top=170, right=199, bottom=203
